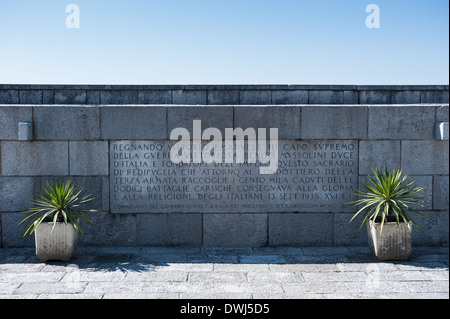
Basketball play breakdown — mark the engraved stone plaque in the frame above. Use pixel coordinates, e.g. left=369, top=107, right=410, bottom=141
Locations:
left=110, top=140, right=358, bottom=213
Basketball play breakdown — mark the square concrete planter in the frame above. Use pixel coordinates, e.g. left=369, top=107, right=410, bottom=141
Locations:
left=367, top=220, right=412, bottom=261
left=35, top=222, right=79, bottom=262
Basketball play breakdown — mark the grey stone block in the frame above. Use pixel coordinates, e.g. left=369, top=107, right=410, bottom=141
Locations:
left=344, top=91, right=359, bottom=104
left=42, top=90, right=54, bottom=104
left=436, top=105, right=449, bottom=122
left=100, top=90, right=138, bottom=104
left=168, top=106, right=233, bottom=139
left=0, top=177, right=34, bottom=212
left=359, top=91, right=390, bottom=104
left=412, top=211, right=449, bottom=246
left=1, top=212, right=35, bottom=247
left=309, top=90, right=344, bottom=104
left=0, top=106, right=33, bottom=140
left=87, top=91, right=100, bottom=104
left=234, top=106, right=300, bottom=139
left=19, top=90, right=43, bottom=104
left=207, top=90, right=239, bottom=105
left=301, top=105, right=367, bottom=139
left=401, top=140, right=449, bottom=175
left=78, top=212, right=137, bottom=246
left=203, top=214, right=267, bottom=247
left=1, top=141, right=68, bottom=176
left=54, top=90, right=87, bottom=104
left=272, top=90, right=308, bottom=104
left=69, top=141, right=108, bottom=176
left=0, top=90, right=19, bottom=104
left=369, top=105, right=435, bottom=139
left=138, top=90, right=172, bottom=104
left=136, top=214, right=202, bottom=246
left=391, top=91, right=421, bottom=104
left=33, top=106, right=100, bottom=140
left=434, top=176, right=449, bottom=210
left=268, top=213, right=333, bottom=246
left=240, top=90, right=271, bottom=105
left=101, top=106, right=166, bottom=139
left=409, top=176, right=433, bottom=211
left=333, top=213, right=368, bottom=246
left=172, top=90, right=207, bottom=105
left=421, top=90, right=449, bottom=103
left=359, top=140, right=401, bottom=174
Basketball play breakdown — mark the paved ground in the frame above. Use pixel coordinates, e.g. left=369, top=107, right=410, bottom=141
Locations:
left=0, top=246, right=448, bottom=299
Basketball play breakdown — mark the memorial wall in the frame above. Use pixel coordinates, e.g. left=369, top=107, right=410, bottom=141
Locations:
left=0, top=85, right=448, bottom=247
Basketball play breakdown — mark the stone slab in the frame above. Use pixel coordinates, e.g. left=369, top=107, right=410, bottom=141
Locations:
left=1, top=141, right=68, bottom=176
left=234, top=106, right=301, bottom=139
left=401, top=140, right=449, bottom=175
left=101, top=106, right=166, bottom=140
left=109, top=140, right=358, bottom=213
left=33, top=106, right=100, bottom=140
left=369, top=105, right=435, bottom=139
left=0, top=177, right=34, bottom=212
left=301, top=106, right=367, bottom=139
left=69, top=141, right=109, bottom=176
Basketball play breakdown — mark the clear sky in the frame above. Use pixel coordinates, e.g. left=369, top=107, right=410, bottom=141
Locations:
left=0, top=0, right=448, bottom=85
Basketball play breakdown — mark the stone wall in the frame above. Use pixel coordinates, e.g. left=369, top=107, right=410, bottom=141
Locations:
left=0, top=85, right=448, bottom=247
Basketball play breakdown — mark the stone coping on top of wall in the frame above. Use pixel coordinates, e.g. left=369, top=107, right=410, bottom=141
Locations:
left=1, top=84, right=449, bottom=105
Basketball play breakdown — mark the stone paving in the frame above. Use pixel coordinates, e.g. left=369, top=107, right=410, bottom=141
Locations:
left=0, top=246, right=448, bottom=299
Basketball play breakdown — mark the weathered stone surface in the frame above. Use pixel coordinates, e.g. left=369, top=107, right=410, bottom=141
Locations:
left=401, top=140, right=449, bottom=175
left=0, top=90, right=19, bottom=104
left=172, top=90, right=207, bottom=105
left=240, top=90, right=271, bottom=105
left=434, top=176, right=449, bottom=210
left=168, top=106, right=233, bottom=138
left=100, top=90, right=138, bottom=104
left=101, top=106, right=166, bottom=139
left=272, top=90, right=308, bottom=104
left=136, top=214, right=202, bottom=246
left=333, top=213, right=367, bottom=246
left=203, top=214, right=267, bottom=247
left=138, top=90, right=172, bottom=104
left=1, top=141, right=68, bottom=176
left=268, top=213, right=334, bottom=246
left=207, top=90, right=239, bottom=105
left=234, top=106, right=301, bottom=139
left=309, top=90, right=344, bottom=104
left=301, top=106, right=367, bottom=139
left=54, top=90, right=87, bottom=104
left=391, top=91, right=421, bottom=104
left=0, top=177, right=34, bottom=212
left=0, top=106, right=33, bottom=140
left=1, top=212, right=35, bottom=247
left=69, top=141, right=108, bottom=176
left=33, top=106, right=100, bottom=140
left=19, top=90, right=43, bottom=104
left=78, top=212, right=137, bottom=246
left=359, top=140, right=401, bottom=175
left=421, top=90, right=449, bottom=103
left=359, top=90, right=390, bottom=104
left=369, top=105, right=435, bottom=139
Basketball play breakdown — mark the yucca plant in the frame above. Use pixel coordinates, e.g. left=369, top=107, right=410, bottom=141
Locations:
left=349, top=167, right=429, bottom=235
left=20, top=180, right=98, bottom=236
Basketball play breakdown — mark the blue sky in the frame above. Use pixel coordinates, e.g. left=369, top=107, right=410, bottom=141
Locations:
left=0, top=0, right=448, bottom=85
